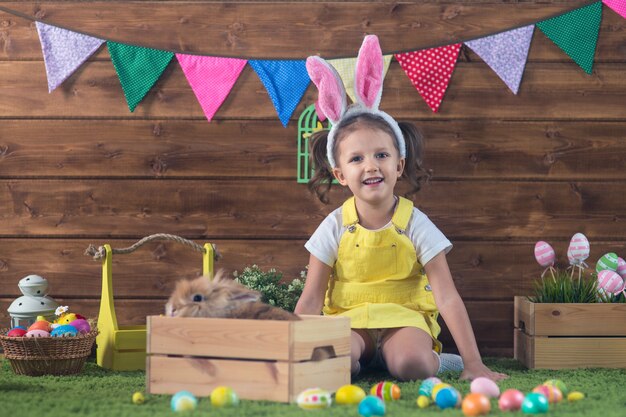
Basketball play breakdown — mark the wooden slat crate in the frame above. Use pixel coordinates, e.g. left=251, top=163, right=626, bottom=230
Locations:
left=513, top=296, right=626, bottom=369
left=146, top=315, right=351, bottom=402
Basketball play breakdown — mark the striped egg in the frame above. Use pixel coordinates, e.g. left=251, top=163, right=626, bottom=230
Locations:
left=534, top=241, right=555, bottom=267
left=597, top=270, right=624, bottom=295
left=297, top=388, right=332, bottom=409
left=371, top=382, right=401, bottom=401
left=596, top=252, right=619, bottom=273
left=567, top=233, right=589, bottom=265
left=617, top=257, right=626, bottom=279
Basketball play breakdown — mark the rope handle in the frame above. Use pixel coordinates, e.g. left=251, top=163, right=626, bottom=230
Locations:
left=84, top=233, right=220, bottom=261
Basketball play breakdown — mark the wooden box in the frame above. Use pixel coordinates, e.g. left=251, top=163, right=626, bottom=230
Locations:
left=514, top=296, right=626, bottom=369
left=146, top=315, right=351, bottom=402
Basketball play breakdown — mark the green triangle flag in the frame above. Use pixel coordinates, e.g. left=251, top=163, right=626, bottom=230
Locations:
left=537, top=1, right=602, bottom=74
left=107, top=41, right=174, bottom=111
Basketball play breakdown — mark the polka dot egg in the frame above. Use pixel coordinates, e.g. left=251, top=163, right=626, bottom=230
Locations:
left=296, top=388, right=332, bottom=409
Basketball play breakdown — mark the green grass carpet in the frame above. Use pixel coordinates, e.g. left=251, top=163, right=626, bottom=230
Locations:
left=0, top=357, right=624, bottom=417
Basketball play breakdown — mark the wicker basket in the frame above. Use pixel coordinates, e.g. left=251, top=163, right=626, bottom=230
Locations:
left=0, top=329, right=98, bottom=376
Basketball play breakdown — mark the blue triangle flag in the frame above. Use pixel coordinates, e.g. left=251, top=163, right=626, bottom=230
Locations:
left=249, top=60, right=310, bottom=127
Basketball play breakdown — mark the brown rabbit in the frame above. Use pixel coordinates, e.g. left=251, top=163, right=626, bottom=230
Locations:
left=165, top=269, right=300, bottom=321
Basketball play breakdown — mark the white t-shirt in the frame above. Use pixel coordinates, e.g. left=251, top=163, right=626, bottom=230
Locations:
left=305, top=205, right=452, bottom=268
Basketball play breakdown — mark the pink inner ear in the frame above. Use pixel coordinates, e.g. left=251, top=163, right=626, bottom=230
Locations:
left=355, top=35, right=383, bottom=109
left=306, top=57, right=344, bottom=122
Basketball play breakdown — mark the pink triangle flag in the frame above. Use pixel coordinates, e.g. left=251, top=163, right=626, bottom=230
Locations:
left=603, top=0, right=626, bottom=18
left=36, top=22, right=105, bottom=92
left=176, top=54, right=247, bottom=122
left=395, top=44, right=461, bottom=113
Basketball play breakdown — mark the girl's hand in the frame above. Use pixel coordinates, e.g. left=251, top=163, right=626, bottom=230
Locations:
left=460, top=360, right=508, bottom=381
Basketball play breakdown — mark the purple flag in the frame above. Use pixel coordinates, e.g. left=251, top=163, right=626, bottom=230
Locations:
left=465, top=25, right=534, bottom=94
left=36, top=22, right=105, bottom=92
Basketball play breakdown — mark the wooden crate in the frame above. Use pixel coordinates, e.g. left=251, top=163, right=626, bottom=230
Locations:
left=146, top=315, right=351, bottom=402
left=514, top=296, right=626, bottom=369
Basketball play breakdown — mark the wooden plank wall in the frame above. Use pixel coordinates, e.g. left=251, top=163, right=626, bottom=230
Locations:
left=0, top=1, right=624, bottom=356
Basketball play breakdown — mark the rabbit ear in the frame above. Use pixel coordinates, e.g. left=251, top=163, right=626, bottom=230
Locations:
left=306, top=56, right=347, bottom=124
left=354, top=35, right=384, bottom=110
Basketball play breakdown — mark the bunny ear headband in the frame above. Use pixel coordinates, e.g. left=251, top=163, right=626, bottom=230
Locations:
left=305, top=35, right=406, bottom=169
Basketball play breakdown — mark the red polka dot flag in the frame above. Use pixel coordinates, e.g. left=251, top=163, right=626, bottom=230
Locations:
left=395, top=44, right=461, bottom=113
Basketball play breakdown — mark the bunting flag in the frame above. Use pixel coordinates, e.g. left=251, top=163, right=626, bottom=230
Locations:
left=108, top=41, right=174, bottom=111
left=465, top=25, right=534, bottom=94
left=176, top=54, right=247, bottom=122
left=603, top=0, right=626, bottom=18
left=395, top=44, right=461, bottom=113
left=36, top=22, right=105, bottom=93
left=249, top=60, right=310, bottom=127
left=537, top=1, right=602, bottom=74
left=328, top=55, right=393, bottom=104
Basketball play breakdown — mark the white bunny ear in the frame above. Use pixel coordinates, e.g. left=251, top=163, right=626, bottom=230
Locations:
left=354, top=35, right=384, bottom=110
left=306, top=56, right=347, bottom=124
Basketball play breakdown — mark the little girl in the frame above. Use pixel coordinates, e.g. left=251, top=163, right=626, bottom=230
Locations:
left=295, top=35, right=507, bottom=382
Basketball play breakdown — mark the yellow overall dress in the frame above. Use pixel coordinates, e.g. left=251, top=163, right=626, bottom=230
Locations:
left=322, top=196, right=442, bottom=351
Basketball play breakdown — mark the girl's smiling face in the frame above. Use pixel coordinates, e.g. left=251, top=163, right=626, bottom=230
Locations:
left=332, top=127, right=405, bottom=205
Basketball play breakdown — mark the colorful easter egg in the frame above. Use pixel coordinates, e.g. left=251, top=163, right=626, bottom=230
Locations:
left=25, top=329, right=50, bottom=338
left=171, top=391, right=197, bottom=412
left=358, top=395, right=385, bottom=417
left=69, top=319, right=91, bottom=334
left=596, top=252, right=619, bottom=273
left=418, top=377, right=441, bottom=397
left=370, top=382, right=401, bottom=401
left=532, top=385, right=561, bottom=404
left=499, top=389, right=525, bottom=411
left=470, top=377, right=500, bottom=398
left=462, top=393, right=491, bottom=416
left=431, top=383, right=451, bottom=401
left=51, top=324, right=78, bottom=337
left=435, top=387, right=459, bottom=409
left=534, top=241, right=556, bottom=267
left=567, top=233, right=590, bottom=265
left=521, top=392, right=549, bottom=414
left=567, top=391, right=585, bottom=402
left=416, top=395, right=431, bottom=408
left=7, top=328, right=27, bottom=337
left=296, top=388, right=332, bottom=410
left=336, top=385, right=366, bottom=405
left=543, top=379, right=568, bottom=396
left=617, top=257, right=626, bottom=279
left=28, top=320, right=51, bottom=333
left=210, top=386, right=239, bottom=407
left=132, top=392, right=145, bottom=405
left=597, top=270, right=625, bottom=295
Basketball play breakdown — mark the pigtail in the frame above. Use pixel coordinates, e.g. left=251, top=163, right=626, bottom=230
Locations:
left=399, top=121, right=431, bottom=197
left=307, top=130, right=335, bottom=204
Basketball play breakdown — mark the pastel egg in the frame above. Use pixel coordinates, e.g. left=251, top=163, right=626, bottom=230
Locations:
left=25, top=329, right=50, bottom=338
left=296, top=388, right=332, bottom=410
left=69, top=319, right=91, bottom=334
left=171, top=391, right=197, bottom=412
left=418, top=377, right=441, bottom=397
left=470, top=377, right=500, bottom=398
left=521, top=392, right=549, bottom=414
left=532, top=385, right=561, bottom=404
left=596, top=252, right=619, bottom=273
left=210, top=386, right=239, bottom=407
left=370, top=381, right=401, bottom=401
left=435, top=387, right=460, bottom=409
left=617, top=257, right=626, bottom=279
left=567, top=391, right=585, bottom=402
left=597, top=270, right=624, bottom=295
left=567, top=233, right=590, bottom=264
left=335, top=384, right=366, bottom=405
left=543, top=379, right=568, bottom=396
left=28, top=320, right=51, bottom=333
left=534, top=241, right=555, bottom=267
left=51, top=324, right=78, bottom=337
left=462, top=393, right=491, bottom=416
left=132, top=392, right=145, bottom=405
left=358, top=395, right=385, bottom=417
left=7, top=328, right=27, bottom=337
left=416, top=395, right=431, bottom=408
left=499, top=388, right=525, bottom=411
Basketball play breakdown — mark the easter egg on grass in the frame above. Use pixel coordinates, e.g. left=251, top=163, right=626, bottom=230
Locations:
left=25, top=329, right=50, bottom=338
left=534, top=241, right=556, bottom=267
left=132, top=392, right=145, bottom=405
left=296, top=388, right=332, bottom=409
left=462, top=393, right=491, bottom=416
left=335, top=384, right=366, bottom=405
left=435, top=386, right=460, bottom=409
left=418, top=377, right=441, bottom=397
left=416, top=395, right=431, bottom=408
left=358, top=396, right=385, bottom=417
left=370, top=381, right=401, bottom=401
left=470, top=377, right=500, bottom=398
left=597, top=270, right=624, bottom=295
left=499, top=388, right=525, bottom=411
left=532, top=385, right=562, bottom=404
left=210, top=386, right=239, bottom=407
left=568, top=391, right=585, bottom=402
left=567, top=233, right=590, bottom=265
left=596, top=252, right=619, bottom=273
left=7, top=328, right=27, bottom=337
left=543, top=379, right=568, bottom=396
left=431, top=382, right=451, bottom=400
left=521, top=392, right=549, bottom=414
left=171, top=391, right=197, bottom=412
left=51, top=324, right=78, bottom=337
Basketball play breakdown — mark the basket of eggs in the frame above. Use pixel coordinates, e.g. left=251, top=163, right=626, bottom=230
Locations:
left=0, top=307, right=98, bottom=376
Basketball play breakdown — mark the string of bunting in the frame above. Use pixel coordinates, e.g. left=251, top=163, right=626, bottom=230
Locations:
left=3, top=0, right=625, bottom=126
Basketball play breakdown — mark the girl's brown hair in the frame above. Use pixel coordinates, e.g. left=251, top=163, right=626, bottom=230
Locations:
left=308, top=113, right=430, bottom=204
